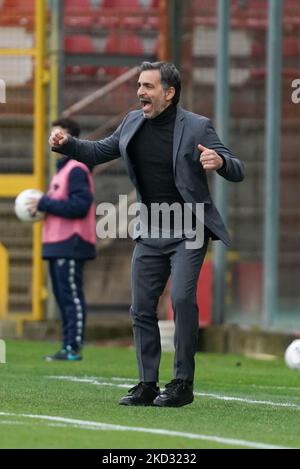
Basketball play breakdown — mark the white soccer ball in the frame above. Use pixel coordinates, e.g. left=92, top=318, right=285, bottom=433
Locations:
left=14, top=188, right=44, bottom=223
left=284, top=339, right=300, bottom=370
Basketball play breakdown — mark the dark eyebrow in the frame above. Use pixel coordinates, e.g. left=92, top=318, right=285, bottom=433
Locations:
left=137, top=81, right=154, bottom=87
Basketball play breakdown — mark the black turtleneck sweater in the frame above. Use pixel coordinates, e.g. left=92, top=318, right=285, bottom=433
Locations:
left=128, top=104, right=185, bottom=209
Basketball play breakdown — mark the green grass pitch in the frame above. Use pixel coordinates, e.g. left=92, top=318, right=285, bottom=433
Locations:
left=0, top=340, right=300, bottom=449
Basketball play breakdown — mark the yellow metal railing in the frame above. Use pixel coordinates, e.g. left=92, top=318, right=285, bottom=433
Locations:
left=32, top=0, right=47, bottom=322
left=0, top=0, right=48, bottom=326
left=0, top=49, right=36, bottom=56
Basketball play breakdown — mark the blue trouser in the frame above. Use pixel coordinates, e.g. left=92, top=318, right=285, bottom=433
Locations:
left=49, top=258, right=86, bottom=352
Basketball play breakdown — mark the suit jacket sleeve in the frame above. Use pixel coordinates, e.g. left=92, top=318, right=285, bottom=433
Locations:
left=52, top=118, right=125, bottom=167
left=202, top=119, right=245, bottom=182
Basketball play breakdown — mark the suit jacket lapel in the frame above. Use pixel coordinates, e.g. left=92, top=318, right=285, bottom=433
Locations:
left=173, top=106, right=185, bottom=174
left=122, top=111, right=145, bottom=186
left=123, top=112, right=145, bottom=155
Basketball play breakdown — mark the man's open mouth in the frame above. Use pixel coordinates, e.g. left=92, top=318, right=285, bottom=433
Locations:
left=140, top=99, right=152, bottom=112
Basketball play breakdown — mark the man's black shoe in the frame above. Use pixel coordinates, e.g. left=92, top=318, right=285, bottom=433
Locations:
left=119, top=382, right=160, bottom=406
left=153, top=379, right=194, bottom=407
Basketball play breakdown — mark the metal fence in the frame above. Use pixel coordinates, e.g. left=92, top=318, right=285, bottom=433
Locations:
left=185, top=0, right=300, bottom=329
left=0, top=0, right=47, bottom=331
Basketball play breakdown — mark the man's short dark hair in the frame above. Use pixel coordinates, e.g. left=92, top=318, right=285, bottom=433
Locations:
left=139, top=61, right=181, bottom=106
left=51, top=117, right=81, bottom=137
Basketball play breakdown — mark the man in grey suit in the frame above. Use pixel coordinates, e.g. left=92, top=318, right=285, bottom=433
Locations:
left=49, top=61, right=244, bottom=407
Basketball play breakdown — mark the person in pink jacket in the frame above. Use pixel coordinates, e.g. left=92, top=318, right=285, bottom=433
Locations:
left=29, top=118, right=96, bottom=361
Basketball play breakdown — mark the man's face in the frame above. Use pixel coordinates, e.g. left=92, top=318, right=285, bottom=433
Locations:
left=137, top=70, right=175, bottom=119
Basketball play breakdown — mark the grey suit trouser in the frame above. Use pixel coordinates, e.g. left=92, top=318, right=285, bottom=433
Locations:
left=130, top=234, right=209, bottom=383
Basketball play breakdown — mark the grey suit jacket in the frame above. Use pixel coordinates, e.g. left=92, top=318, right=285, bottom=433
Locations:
left=56, top=106, right=244, bottom=246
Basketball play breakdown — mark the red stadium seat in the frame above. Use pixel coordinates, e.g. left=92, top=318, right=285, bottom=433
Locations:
left=102, top=0, right=158, bottom=6
left=105, top=31, right=143, bottom=55
left=104, top=31, right=144, bottom=78
left=0, top=0, right=35, bottom=28
left=65, top=35, right=98, bottom=76
left=121, top=16, right=145, bottom=30
left=94, top=0, right=159, bottom=31
left=95, top=15, right=119, bottom=29
left=101, top=0, right=140, bottom=7
left=65, top=35, right=94, bottom=53
left=144, top=15, right=159, bottom=30
left=147, top=0, right=159, bottom=7
left=252, top=37, right=300, bottom=59
left=65, top=16, right=94, bottom=28
left=2, top=0, right=35, bottom=11
left=64, top=0, right=95, bottom=28
left=64, top=0, right=92, bottom=11
left=251, top=40, right=265, bottom=58
left=282, top=37, right=300, bottom=57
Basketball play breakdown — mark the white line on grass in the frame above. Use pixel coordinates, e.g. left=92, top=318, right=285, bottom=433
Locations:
left=0, top=412, right=289, bottom=449
left=0, top=420, right=27, bottom=426
left=250, top=384, right=300, bottom=392
left=49, top=375, right=132, bottom=388
left=194, top=391, right=300, bottom=409
left=48, top=375, right=300, bottom=411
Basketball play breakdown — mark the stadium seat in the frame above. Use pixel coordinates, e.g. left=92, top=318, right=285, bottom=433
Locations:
left=282, top=37, right=300, bottom=57
left=102, top=0, right=158, bottom=5
left=65, top=35, right=98, bottom=76
left=104, top=31, right=144, bottom=77
left=105, top=30, right=144, bottom=55
left=95, top=15, right=119, bottom=29
left=2, top=0, right=35, bottom=11
left=148, top=0, right=159, bottom=7
left=65, top=16, right=95, bottom=29
left=0, top=0, right=35, bottom=27
left=144, top=15, right=159, bottom=30
left=100, top=0, right=144, bottom=30
left=65, top=0, right=92, bottom=9
left=65, top=34, right=95, bottom=53
left=231, top=0, right=268, bottom=10
left=64, top=0, right=95, bottom=28
left=94, top=0, right=159, bottom=31
left=251, top=40, right=265, bottom=58
left=252, top=37, right=300, bottom=59
left=101, top=0, right=140, bottom=7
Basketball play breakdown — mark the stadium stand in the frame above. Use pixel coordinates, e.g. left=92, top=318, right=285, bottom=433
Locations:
left=65, top=1, right=95, bottom=29
left=0, top=0, right=35, bottom=28
left=0, top=0, right=299, bottom=320
left=1, top=0, right=35, bottom=12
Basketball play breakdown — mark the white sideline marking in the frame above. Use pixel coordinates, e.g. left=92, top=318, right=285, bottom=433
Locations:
left=49, top=376, right=300, bottom=411
left=49, top=375, right=132, bottom=388
left=0, top=412, right=288, bottom=449
left=0, top=420, right=26, bottom=426
left=111, top=376, right=138, bottom=382
left=194, top=392, right=300, bottom=410
left=250, top=384, right=300, bottom=392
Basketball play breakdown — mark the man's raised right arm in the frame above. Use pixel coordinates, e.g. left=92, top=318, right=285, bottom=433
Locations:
left=49, top=123, right=122, bottom=167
